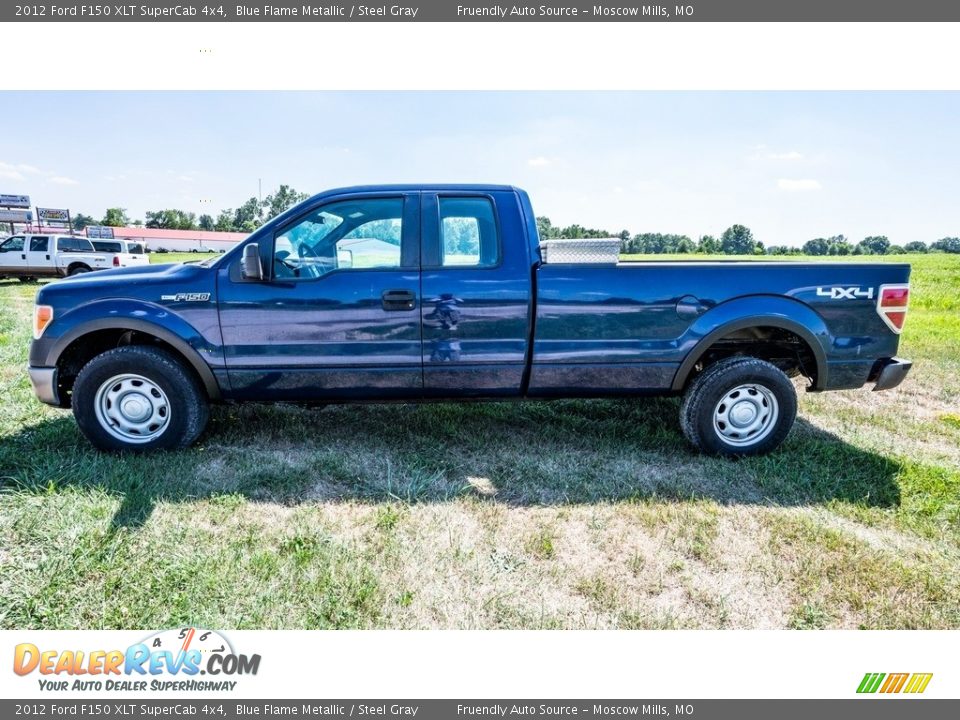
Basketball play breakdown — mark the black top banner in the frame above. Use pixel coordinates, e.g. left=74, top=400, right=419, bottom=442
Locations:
left=6, top=0, right=960, bottom=22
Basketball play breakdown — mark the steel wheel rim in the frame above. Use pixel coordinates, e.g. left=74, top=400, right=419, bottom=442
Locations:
left=712, top=383, right=779, bottom=447
left=93, top=373, right=170, bottom=443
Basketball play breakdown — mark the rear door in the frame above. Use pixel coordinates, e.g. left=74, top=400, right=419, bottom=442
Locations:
left=26, top=235, right=53, bottom=275
left=420, top=191, right=532, bottom=397
left=218, top=192, right=423, bottom=402
left=124, top=241, right=149, bottom=266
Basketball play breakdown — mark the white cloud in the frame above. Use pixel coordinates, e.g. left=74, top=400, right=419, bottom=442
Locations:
left=777, top=178, right=822, bottom=192
left=766, top=150, right=804, bottom=161
left=17, top=163, right=43, bottom=175
left=49, top=176, right=79, bottom=185
left=0, top=162, right=25, bottom=181
left=527, top=156, right=551, bottom=167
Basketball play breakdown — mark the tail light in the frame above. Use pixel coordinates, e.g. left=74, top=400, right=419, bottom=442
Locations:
left=113, top=256, right=120, bottom=267
left=876, top=284, right=909, bottom=333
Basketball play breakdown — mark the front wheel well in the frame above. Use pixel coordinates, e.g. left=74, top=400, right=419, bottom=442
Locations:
left=54, top=328, right=210, bottom=407
left=682, top=326, right=819, bottom=390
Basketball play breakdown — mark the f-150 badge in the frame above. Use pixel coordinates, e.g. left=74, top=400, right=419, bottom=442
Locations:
left=817, top=286, right=874, bottom=300
left=161, top=292, right=211, bottom=302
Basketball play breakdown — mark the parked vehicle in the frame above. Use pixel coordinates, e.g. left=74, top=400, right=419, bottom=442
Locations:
left=27, top=185, right=912, bottom=455
left=0, top=233, right=112, bottom=280
left=90, top=239, right=150, bottom=269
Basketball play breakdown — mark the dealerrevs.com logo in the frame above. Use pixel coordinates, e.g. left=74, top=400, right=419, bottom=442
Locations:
left=13, top=628, right=261, bottom=692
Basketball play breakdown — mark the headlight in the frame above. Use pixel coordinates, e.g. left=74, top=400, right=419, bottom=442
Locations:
left=33, top=305, right=53, bottom=339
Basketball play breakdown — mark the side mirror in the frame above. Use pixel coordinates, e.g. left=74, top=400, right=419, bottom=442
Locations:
left=241, top=243, right=263, bottom=280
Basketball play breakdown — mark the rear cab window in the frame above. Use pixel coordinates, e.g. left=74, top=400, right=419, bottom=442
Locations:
left=438, top=197, right=500, bottom=267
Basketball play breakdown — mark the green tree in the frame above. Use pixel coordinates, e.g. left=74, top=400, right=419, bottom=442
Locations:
left=720, top=224, right=756, bottom=255
left=857, top=235, right=890, bottom=255
left=145, top=209, right=197, bottom=230
left=903, top=240, right=928, bottom=253
left=930, top=237, right=960, bottom=253
left=214, top=209, right=234, bottom=232
left=233, top=197, right=263, bottom=233
left=536, top=216, right=557, bottom=240
left=802, top=237, right=830, bottom=256
left=697, top=235, right=719, bottom=254
left=71, top=213, right=96, bottom=230
left=101, top=207, right=130, bottom=227
left=263, top=184, right=310, bottom=220
left=198, top=214, right=214, bottom=231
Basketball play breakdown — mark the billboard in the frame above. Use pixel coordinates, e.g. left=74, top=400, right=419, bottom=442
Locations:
left=0, top=209, right=32, bottom=223
left=37, top=207, right=70, bottom=223
left=0, top=194, right=30, bottom=208
left=86, top=225, right=115, bottom=239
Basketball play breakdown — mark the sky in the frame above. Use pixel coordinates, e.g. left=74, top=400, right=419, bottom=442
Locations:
left=1, top=91, right=957, bottom=247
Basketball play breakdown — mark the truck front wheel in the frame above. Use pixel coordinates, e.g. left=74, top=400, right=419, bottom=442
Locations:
left=72, top=346, right=209, bottom=452
left=680, top=357, right=797, bottom=457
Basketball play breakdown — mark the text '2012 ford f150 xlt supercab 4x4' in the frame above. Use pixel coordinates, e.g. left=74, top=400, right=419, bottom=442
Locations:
left=27, top=184, right=912, bottom=455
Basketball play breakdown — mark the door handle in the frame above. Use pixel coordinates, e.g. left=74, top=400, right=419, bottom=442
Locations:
left=381, top=289, right=416, bottom=311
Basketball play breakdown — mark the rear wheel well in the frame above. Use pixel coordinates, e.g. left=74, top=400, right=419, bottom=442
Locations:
left=684, top=326, right=819, bottom=389
left=66, top=262, right=91, bottom=274
left=55, top=329, right=209, bottom=407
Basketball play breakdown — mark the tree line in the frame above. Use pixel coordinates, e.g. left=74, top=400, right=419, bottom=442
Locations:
left=537, top=216, right=960, bottom=255
left=66, top=200, right=959, bottom=255
left=69, top=185, right=310, bottom=234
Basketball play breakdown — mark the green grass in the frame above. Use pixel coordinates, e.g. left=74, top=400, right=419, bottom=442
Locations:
left=150, top=251, right=222, bottom=264
left=0, top=253, right=958, bottom=629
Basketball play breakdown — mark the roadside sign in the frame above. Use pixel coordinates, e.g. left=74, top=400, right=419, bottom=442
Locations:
left=0, top=209, right=32, bottom=223
left=0, top=194, right=30, bottom=208
left=37, top=207, right=70, bottom=223
left=86, top=225, right=115, bottom=239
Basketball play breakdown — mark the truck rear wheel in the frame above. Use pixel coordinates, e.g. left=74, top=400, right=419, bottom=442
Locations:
left=67, top=264, right=91, bottom=276
left=72, top=346, right=209, bottom=452
left=680, top=357, right=797, bottom=457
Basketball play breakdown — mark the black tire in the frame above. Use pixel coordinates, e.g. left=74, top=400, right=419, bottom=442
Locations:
left=72, top=345, right=209, bottom=452
left=18, top=276, right=36, bottom=283
left=68, top=264, right=91, bottom=276
left=680, top=356, right=797, bottom=457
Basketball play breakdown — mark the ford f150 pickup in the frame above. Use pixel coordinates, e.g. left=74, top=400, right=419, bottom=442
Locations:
left=26, top=184, right=912, bottom=455
left=1, top=233, right=113, bottom=280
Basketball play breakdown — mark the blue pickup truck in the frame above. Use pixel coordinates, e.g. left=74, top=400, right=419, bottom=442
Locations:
left=27, top=184, right=912, bottom=456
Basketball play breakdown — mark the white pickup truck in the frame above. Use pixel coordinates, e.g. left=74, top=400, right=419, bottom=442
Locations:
left=0, top=233, right=112, bottom=280
left=90, top=238, right=150, bottom=269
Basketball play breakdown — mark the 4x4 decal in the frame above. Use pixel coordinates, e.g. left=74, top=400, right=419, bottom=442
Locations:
left=817, top=286, right=874, bottom=300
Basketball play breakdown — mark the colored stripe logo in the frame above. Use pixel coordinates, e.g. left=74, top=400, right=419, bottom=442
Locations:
left=857, top=673, right=933, bottom=694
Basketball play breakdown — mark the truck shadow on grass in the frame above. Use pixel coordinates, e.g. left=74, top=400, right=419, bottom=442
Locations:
left=1, top=397, right=903, bottom=530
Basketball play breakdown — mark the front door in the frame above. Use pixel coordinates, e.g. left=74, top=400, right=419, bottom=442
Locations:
left=218, top=193, right=422, bottom=402
left=0, top=236, right=28, bottom=275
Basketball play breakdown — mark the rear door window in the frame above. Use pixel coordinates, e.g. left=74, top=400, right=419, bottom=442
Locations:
left=438, top=197, right=500, bottom=267
left=29, top=236, right=49, bottom=252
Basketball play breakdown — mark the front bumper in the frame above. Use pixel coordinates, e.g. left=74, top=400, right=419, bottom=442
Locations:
left=27, top=365, right=60, bottom=406
left=871, top=357, right=912, bottom=392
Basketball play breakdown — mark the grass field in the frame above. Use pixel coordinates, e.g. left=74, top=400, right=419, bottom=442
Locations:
left=1, top=254, right=958, bottom=630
